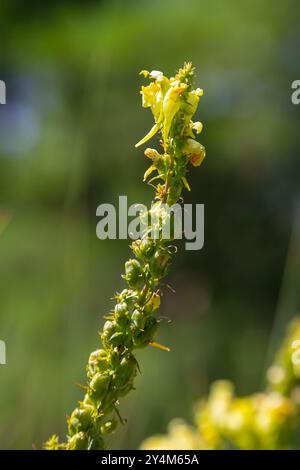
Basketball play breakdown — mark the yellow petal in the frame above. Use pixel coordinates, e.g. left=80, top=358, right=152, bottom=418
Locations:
left=192, top=121, right=203, bottom=134
left=143, top=165, right=156, bottom=181
left=181, top=176, right=191, bottom=191
left=162, top=84, right=186, bottom=143
left=135, top=121, right=161, bottom=147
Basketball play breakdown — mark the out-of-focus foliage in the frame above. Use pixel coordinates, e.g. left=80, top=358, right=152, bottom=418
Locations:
left=142, top=318, right=300, bottom=450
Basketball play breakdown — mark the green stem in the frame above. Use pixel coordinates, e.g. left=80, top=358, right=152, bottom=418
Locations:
left=44, top=62, right=206, bottom=451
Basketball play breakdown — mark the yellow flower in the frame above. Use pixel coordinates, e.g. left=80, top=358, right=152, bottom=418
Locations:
left=141, top=419, right=203, bottom=450
left=136, top=72, right=170, bottom=147
left=136, top=64, right=204, bottom=153
left=162, top=83, right=187, bottom=144
left=183, top=138, right=206, bottom=167
left=141, top=82, right=161, bottom=117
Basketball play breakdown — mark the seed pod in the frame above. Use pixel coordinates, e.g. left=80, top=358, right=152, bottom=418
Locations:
left=67, top=432, right=88, bottom=450
left=68, top=405, right=94, bottom=435
left=150, top=249, right=170, bottom=278
left=114, top=301, right=129, bottom=327
left=89, top=373, right=110, bottom=404
left=82, top=393, right=94, bottom=407
left=113, top=354, right=137, bottom=395
left=87, top=349, right=108, bottom=378
left=131, top=309, right=146, bottom=330
left=117, top=289, right=138, bottom=308
left=101, top=320, right=117, bottom=349
left=144, top=292, right=161, bottom=315
left=100, top=418, right=118, bottom=436
left=133, top=317, right=159, bottom=349
left=115, top=302, right=128, bottom=316
left=108, top=330, right=129, bottom=348
left=99, top=397, right=116, bottom=415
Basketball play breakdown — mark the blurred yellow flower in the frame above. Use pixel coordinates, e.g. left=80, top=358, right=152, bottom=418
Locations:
left=140, top=317, right=300, bottom=451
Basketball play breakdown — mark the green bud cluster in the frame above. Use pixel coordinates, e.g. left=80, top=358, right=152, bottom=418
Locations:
left=45, top=62, right=206, bottom=450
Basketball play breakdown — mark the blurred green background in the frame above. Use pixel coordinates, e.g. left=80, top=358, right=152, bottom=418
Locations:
left=0, top=0, right=300, bottom=449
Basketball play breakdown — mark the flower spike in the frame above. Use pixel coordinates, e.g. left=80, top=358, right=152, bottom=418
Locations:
left=45, top=62, right=206, bottom=450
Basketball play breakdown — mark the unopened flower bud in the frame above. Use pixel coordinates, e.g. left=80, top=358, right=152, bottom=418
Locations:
left=124, top=259, right=144, bottom=288
left=144, top=148, right=161, bottom=162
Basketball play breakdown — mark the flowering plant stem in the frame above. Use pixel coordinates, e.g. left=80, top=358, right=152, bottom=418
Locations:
left=45, top=62, right=206, bottom=450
